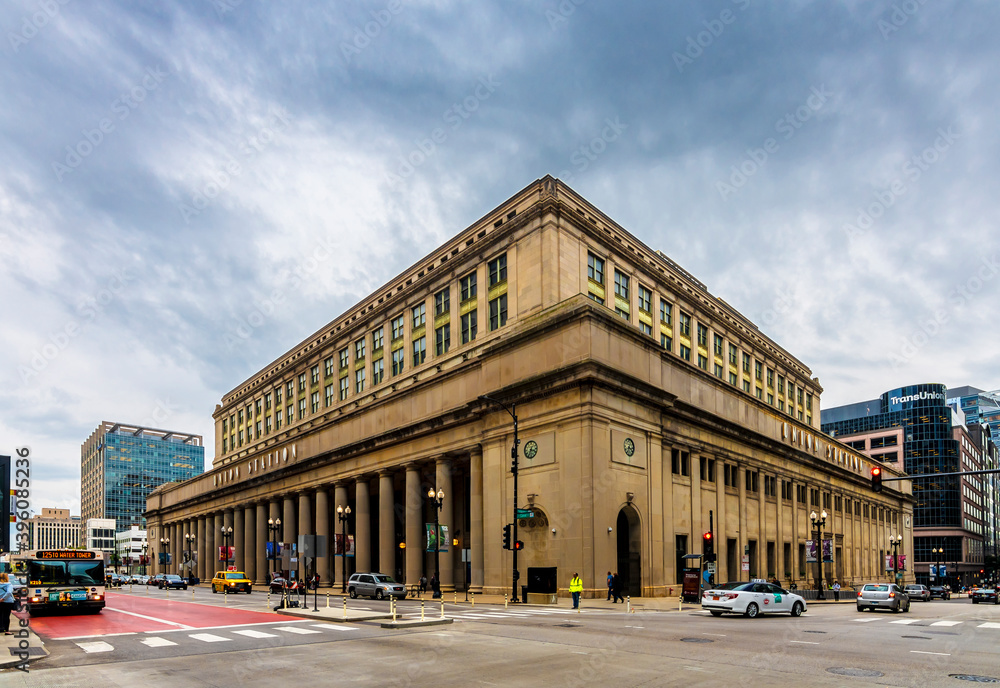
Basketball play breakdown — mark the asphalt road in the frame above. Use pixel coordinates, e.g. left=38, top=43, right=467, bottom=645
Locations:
left=7, top=589, right=1000, bottom=687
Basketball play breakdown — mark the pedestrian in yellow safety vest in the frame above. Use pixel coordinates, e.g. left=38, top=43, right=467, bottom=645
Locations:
left=569, top=573, right=583, bottom=609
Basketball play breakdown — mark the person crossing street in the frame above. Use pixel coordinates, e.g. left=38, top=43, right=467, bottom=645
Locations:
left=569, top=572, right=583, bottom=609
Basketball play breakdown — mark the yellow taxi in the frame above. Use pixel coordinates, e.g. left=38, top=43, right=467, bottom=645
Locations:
left=211, top=570, right=252, bottom=594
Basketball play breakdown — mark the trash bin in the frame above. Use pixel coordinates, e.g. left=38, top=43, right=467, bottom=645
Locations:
left=521, top=585, right=528, bottom=603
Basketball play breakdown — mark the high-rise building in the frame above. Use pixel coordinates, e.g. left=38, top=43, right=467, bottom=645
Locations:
left=822, top=384, right=992, bottom=587
left=85, top=518, right=116, bottom=555
left=81, top=422, right=204, bottom=529
left=115, top=526, right=147, bottom=574
left=25, top=507, right=81, bottom=551
left=948, top=385, right=1000, bottom=444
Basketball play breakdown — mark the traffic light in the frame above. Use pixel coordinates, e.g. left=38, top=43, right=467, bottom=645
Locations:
left=514, top=540, right=524, bottom=550
left=703, top=531, right=714, bottom=562
left=502, top=524, right=511, bottom=550
left=871, top=466, right=883, bottom=493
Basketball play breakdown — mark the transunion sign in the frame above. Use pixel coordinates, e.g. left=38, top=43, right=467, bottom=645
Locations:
left=888, top=391, right=944, bottom=406
left=885, top=386, right=947, bottom=412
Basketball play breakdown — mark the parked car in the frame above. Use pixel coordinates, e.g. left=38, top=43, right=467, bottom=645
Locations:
left=105, top=572, right=123, bottom=588
left=134, top=574, right=150, bottom=585
left=160, top=574, right=188, bottom=590
left=211, top=571, right=252, bottom=594
left=928, top=585, right=951, bottom=600
left=857, top=583, right=910, bottom=613
left=971, top=588, right=998, bottom=605
left=347, top=573, right=407, bottom=600
left=268, top=576, right=287, bottom=595
left=904, top=584, right=931, bottom=601
left=701, top=581, right=806, bottom=618
left=150, top=574, right=166, bottom=587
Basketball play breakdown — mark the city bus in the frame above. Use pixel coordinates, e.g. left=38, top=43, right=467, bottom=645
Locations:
left=1, top=549, right=106, bottom=615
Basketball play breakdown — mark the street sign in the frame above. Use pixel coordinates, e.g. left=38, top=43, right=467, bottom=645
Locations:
left=515, top=509, right=534, bottom=519
left=741, top=555, right=750, bottom=572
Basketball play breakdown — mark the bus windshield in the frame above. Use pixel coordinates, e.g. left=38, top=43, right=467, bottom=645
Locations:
left=28, top=560, right=105, bottom=587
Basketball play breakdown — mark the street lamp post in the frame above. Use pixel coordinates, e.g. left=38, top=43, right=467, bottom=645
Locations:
left=267, top=518, right=281, bottom=580
left=889, top=534, right=902, bottom=583
left=809, top=510, right=827, bottom=599
left=336, top=505, right=351, bottom=593
left=427, top=488, right=444, bottom=598
left=159, top=536, right=170, bottom=576
left=141, top=543, right=148, bottom=576
left=221, top=525, right=233, bottom=570
left=185, top=532, right=196, bottom=585
left=931, top=547, right=943, bottom=587
left=479, top=394, right=520, bottom=603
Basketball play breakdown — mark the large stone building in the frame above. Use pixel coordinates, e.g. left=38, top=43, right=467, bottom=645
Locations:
left=147, top=176, right=912, bottom=596
left=24, top=508, right=81, bottom=551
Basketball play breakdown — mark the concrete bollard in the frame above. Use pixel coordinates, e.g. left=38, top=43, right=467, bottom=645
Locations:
left=504, top=593, right=508, bottom=609
left=421, top=601, right=425, bottom=621
left=440, top=599, right=445, bottom=619
left=626, top=596, right=631, bottom=614
left=343, top=597, right=347, bottom=619
left=471, top=592, right=475, bottom=607
left=453, top=591, right=457, bottom=604
left=326, top=593, right=330, bottom=609
left=267, top=592, right=271, bottom=609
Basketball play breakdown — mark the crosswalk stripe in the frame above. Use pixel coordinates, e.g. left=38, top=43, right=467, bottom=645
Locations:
left=311, top=624, right=358, bottom=631
left=853, top=618, right=878, bottom=622
left=276, top=626, right=323, bottom=635
left=140, top=637, right=177, bottom=647
left=75, top=641, right=115, bottom=653
left=930, top=621, right=962, bottom=627
left=977, top=622, right=1000, bottom=629
left=889, top=619, right=921, bottom=625
left=232, top=630, right=278, bottom=638
left=189, top=633, right=231, bottom=643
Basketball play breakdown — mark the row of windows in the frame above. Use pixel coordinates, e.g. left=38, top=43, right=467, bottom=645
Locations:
left=223, top=255, right=509, bottom=454
left=587, top=252, right=814, bottom=424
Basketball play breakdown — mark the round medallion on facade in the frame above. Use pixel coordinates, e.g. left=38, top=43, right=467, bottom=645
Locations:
left=524, top=440, right=538, bottom=459
left=624, top=438, right=635, bottom=457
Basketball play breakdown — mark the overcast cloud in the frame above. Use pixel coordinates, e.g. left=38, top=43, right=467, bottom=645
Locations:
left=1, top=0, right=998, bottom=517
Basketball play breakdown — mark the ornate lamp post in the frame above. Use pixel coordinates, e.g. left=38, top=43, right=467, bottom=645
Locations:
left=141, top=543, right=148, bottom=576
left=889, top=534, right=902, bottom=583
left=337, top=505, right=352, bottom=593
left=185, top=532, right=196, bottom=584
left=267, top=518, right=281, bottom=580
left=427, top=487, right=444, bottom=597
left=221, top=526, right=234, bottom=570
left=159, top=536, right=170, bottom=576
left=809, top=510, right=827, bottom=599
left=931, top=546, right=943, bottom=587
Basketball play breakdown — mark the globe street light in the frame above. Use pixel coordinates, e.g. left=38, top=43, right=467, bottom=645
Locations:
left=931, top=547, right=943, bottom=587
left=337, top=505, right=352, bottom=593
left=427, top=488, right=444, bottom=597
left=141, top=543, right=149, bottom=576
left=159, top=536, right=170, bottom=576
left=809, top=510, right=827, bottom=599
left=221, top=526, right=234, bottom=571
left=889, top=534, right=902, bottom=583
left=267, top=518, right=281, bottom=581
left=185, top=532, right=196, bottom=585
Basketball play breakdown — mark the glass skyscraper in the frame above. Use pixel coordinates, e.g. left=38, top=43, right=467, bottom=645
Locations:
left=81, top=422, right=204, bottom=530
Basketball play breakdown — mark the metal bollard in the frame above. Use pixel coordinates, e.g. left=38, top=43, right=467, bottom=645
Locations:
left=678, top=595, right=682, bottom=611
left=504, top=593, right=508, bottom=609
left=471, top=592, right=475, bottom=607
left=391, top=597, right=397, bottom=623
left=343, top=597, right=348, bottom=619
left=440, top=599, right=444, bottom=619
left=453, top=591, right=457, bottom=604
left=421, top=601, right=425, bottom=621
left=326, top=593, right=330, bottom=609
left=626, top=596, right=631, bottom=614
left=267, top=592, right=271, bottom=609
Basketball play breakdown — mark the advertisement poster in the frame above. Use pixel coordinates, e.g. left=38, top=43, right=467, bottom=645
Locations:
left=218, top=545, right=235, bottom=562
left=805, top=539, right=817, bottom=563
left=334, top=533, right=355, bottom=557
left=822, top=538, right=834, bottom=563
left=266, top=541, right=284, bottom=560
left=425, top=524, right=449, bottom=553
left=158, top=552, right=172, bottom=565
left=884, top=554, right=907, bottom=571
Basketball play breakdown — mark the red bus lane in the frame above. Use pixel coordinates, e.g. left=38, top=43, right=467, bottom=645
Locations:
left=28, top=592, right=282, bottom=640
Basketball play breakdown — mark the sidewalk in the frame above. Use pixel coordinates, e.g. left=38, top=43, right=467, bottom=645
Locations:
left=0, top=611, right=48, bottom=670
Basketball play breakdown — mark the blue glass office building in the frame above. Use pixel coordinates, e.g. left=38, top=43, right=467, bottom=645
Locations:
left=81, top=422, right=205, bottom=529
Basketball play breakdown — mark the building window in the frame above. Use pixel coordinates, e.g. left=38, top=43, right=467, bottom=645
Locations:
left=714, top=363, right=724, bottom=378
left=755, top=360, right=763, bottom=381
left=680, top=344, right=691, bottom=361
left=661, top=334, right=672, bottom=351
left=700, top=456, right=716, bottom=482
left=587, top=253, right=605, bottom=284
left=413, top=336, right=426, bottom=366
left=372, top=326, right=384, bottom=352
left=745, top=469, right=759, bottom=493
left=729, top=344, right=738, bottom=366
left=488, top=254, right=507, bottom=286
left=339, top=376, right=349, bottom=400
left=392, top=315, right=405, bottom=341
left=264, top=415, right=272, bottom=434
left=238, top=429, right=244, bottom=447
left=275, top=412, right=282, bottom=430
left=767, top=393, right=774, bottom=404
left=766, top=368, right=774, bottom=388
left=310, top=391, right=319, bottom=413
left=724, top=464, right=739, bottom=488
left=640, top=321, right=652, bottom=336
left=436, top=324, right=450, bottom=355
left=355, top=368, right=365, bottom=394
left=697, top=324, right=707, bottom=347
left=764, top=475, right=776, bottom=497
left=355, top=338, right=366, bottom=360
left=489, top=294, right=508, bottom=330
left=311, top=365, right=319, bottom=385
left=713, top=334, right=723, bottom=357
left=391, top=348, right=405, bottom=376
left=778, top=399, right=785, bottom=411
left=461, top=311, right=478, bottom=344
left=255, top=420, right=261, bottom=437
left=755, top=386, right=763, bottom=399
left=806, top=393, right=813, bottom=411
left=671, top=449, right=690, bottom=476
left=781, top=480, right=793, bottom=501
left=729, top=371, right=738, bottom=386
left=742, top=353, right=751, bottom=374
left=778, top=375, right=785, bottom=394
left=743, top=380, right=751, bottom=393
left=698, top=354, right=708, bottom=370
left=679, top=311, right=691, bottom=337
left=660, top=300, right=672, bottom=326
left=297, top=398, right=306, bottom=419
left=614, top=270, right=629, bottom=319
left=372, top=358, right=384, bottom=385
left=324, top=357, right=334, bottom=378
left=638, top=285, right=652, bottom=314
left=325, top=384, right=334, bottom=407
left=286, top=381, right=294, bottom=398
left=435, top=288, right=450, bottom=317
left=460, top=272, right=477, bottom=301
left=412, top=303, right=426, bottom=329
left=340, top=348, right=349, bottom=370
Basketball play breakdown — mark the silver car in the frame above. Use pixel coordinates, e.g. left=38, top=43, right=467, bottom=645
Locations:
left=347, top=572, right=406, bottom=600
left=857, top=583, right=910, bottom=613
left=904, top=584, right=931, bottom=602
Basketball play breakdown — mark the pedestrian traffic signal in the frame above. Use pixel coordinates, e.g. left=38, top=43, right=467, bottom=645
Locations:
left=514, top=540, right=524, bottom=551
left=871, top=466, right=883, bottom=493
left=702, top=531, right=714, bottom=562
left=502, top=524, right=511, bottom=550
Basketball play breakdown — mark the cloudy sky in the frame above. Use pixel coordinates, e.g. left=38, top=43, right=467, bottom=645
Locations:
left=2, top=0, right=998, bottom=518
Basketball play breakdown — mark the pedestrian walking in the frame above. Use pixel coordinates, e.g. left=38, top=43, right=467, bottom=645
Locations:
left=0, top=573, right=14, bottom=635
left=569, top=572, right=583, bottom=609
left=419, top=575, right=428, bottom=594
left=606, top=571, right=613, bottom=601
left=611, top=572, right=624, bottom=603
left=431, top=572, right=441, bottom=599
left=833, top=581, right=841, bottom=601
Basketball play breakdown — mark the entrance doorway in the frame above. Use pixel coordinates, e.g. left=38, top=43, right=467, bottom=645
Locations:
left=616, top=506, right=641, bottom=597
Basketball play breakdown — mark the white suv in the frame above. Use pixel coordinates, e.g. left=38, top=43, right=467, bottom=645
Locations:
left=347, top=573, right=407, bottom=600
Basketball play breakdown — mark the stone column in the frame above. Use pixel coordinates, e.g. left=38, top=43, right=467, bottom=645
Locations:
left=379, top=471, right=395, bottom=575
left=283, top=496, right=296, bottom=576
left=196, top=516, right=206, bottom=581
left=299, top=491, right=313, bottom=581
left=470, top=446, right=484, bottom=593
left=255, top=503, right=268, bottom=585
left=333, top=483, right=349, bottom=589
left=214, top=512, right=224, bottom=576
left=315, top=487, right=331, bottom=586
left=405, top=465, right=422, bottom=585
left=355, top=478, right=371, bottom=574
left=436, top=458, right=455, bottom=591
left=243, top=504, right=255, bottom=583
left=233, top=507, right=245, bottom=573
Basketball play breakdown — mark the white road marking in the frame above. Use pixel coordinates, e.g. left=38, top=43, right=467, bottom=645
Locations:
left=570, top=651, right=588, bottom=655
left=702, top=633, right=727, bottom=637
left=140, top=637, right=177, bottom=648
left=75, top=641, right=115, bottom=653
left=103, top=607, right=195, bottom=629
left=910, top=650, right=950, bottom=656
left=853, top=618, right=878, bottom=622
left=789, top=640, right=819, bottom=645
left=232, top=630, right=278, bottom=638
left=276, top=626, right=322, bottom=635
left=889, top=619, right=921, bottom=625
left=189, top=633, right=231, bottom=643
left=683, top=666, right=708, bottom=672
left=977, top=622, right=1000, bottom=629
left=311, top=624, right=357, bottom=631
left=929, top=620, right=962, bottom=627
left=152, top=619, right=310, bottom=634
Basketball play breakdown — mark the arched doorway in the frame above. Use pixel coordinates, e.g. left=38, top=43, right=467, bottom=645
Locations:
left=616, top=506, right=641, bottom=597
